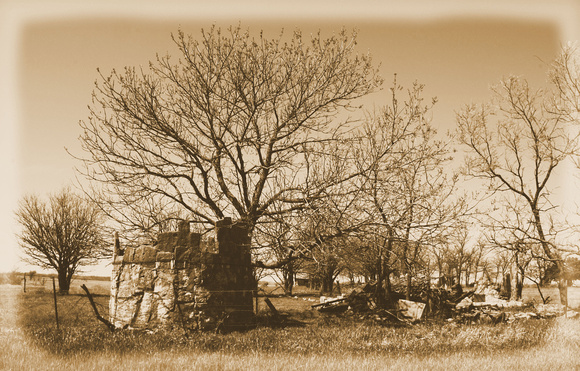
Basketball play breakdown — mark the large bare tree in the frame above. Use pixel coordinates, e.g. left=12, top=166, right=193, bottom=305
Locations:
left=456, top=73, right=576, bottom=304
left=15, top=188, right=107, bottom=294
left=77, top=26, right=381, bottom=254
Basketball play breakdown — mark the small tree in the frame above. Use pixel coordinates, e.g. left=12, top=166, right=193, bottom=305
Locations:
left=15, top=188, right=107, bottom=294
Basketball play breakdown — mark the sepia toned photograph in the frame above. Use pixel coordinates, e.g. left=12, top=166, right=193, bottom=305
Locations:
left=1, top=0, right=580, bottom=369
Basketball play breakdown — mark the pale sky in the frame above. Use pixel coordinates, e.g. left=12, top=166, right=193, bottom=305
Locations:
left=1, top=0, right=579, bottom=275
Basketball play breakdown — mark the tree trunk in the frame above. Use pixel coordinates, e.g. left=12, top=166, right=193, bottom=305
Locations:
left=347, top=270, right=355, bottom=286
left=502, top=272, right=511, bottom=300
left=405, top=271, right=412, bottom=301
left=402, top=244, right=412, bottom=300
left=558, top=278, right=568, bottom=307
left=384, top=269, right=394, bottom=307
left=436, top=259, right=444, bottom=287
left=516, top=269, right=524, bottom=300
left=282, top=263, right=295, bottom=296
left=531, top=208, right=567, bottom=305
left=318, top=262, right=336, bottom=295
left=380, top=229, right=395, bottom=307
left=57, top=269, right=70, bottom=295
left=320, top=274, right=334, bottom=295
left=375, top=254, right=385, bottom=307
left=510, top=267, right=519, bottom=301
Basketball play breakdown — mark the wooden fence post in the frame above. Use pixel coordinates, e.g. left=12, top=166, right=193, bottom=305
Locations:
left=23, top=273, right=26, bottom=293
left=52, top=277, right=59, bottom=330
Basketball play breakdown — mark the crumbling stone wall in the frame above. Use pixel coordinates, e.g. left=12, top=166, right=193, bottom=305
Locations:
left=109, top=218, right=256, bottom=331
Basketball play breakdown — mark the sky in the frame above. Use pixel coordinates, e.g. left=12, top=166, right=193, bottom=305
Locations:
left=1, top=0, right=579, bottom=276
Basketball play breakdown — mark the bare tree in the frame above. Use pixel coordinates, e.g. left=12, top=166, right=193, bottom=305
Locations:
left=76, top=26, right=381, bottom=260
left=484, top=213, right=538, bottom=300
left=355, top=77, right=466, bottom=303
left=549, top=43, right=580, bottom=122
left=456, top=73, right=576, bottom=304
left=295, top=150, right=365, bottom=295
left=15, top=188, right=107, bottom=294
left=446, top=225, right=474, bottom=286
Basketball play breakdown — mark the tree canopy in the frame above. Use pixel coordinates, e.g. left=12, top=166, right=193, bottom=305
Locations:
left=15, top=188, right=107, bottom=294
left=78, top=26, right=381, bottom=238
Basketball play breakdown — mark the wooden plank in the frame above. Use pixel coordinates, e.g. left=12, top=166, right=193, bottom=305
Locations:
left=311, top=297, right=347, bottom=308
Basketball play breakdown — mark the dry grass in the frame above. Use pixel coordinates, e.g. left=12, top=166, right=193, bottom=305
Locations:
left=2, top=320, right=580, bottom=371
left=4, top=284, right=580, bottom=369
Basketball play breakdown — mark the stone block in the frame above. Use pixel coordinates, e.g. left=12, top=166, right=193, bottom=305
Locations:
left=156, top=251, right=174, bottom=262
left=115, top=266, right=139, bottom=298
left=397, top=299, right=426, bottom=321
left=156, top=232, right=179, bottom=252
left=174, top=246, right=189, bottom=262
left=134, top=246, right=157, bottom=264
left=137, top=267, right=156, bottom=291
left=132, top=291, right=154, bottom=328
left=123, top=247, right=135, bottom=263
left=113, top=295, right=141, bottom=326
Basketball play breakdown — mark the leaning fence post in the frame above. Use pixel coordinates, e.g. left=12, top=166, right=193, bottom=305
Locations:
left=52, top=277, right=59, bottom=330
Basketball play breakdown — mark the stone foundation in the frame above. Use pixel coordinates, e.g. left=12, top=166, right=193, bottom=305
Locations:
left=109, top=218, right=256, bottom=331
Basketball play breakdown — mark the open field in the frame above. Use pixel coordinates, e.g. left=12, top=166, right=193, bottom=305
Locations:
left=522, top=285, right=580, bottom=307
left=16, top=276, right=111, bottom=296
left=2, top=284, right=580, bottom=370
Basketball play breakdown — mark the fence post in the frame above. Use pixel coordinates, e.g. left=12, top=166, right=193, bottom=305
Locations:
left=23, top=273, right=26, bottom=293
left=565, top=284, right=569, bottom=319
left=52, top=277, right=60, bottom=330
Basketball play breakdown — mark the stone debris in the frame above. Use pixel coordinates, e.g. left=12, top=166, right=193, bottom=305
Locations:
left=451, top=295, right=579, bottom=324
left=397, top=299, right=426, bottom=321
left=312, top=282, right=579, bottom=325
left=535, top=303, right=579, bottom=318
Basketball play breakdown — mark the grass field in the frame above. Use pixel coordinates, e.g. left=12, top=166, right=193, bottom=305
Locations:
left=1, top=279, right=579, bottom=369
left=2, top=281, right=579, bottom=370
left=19, top=275, right=111, bottom=296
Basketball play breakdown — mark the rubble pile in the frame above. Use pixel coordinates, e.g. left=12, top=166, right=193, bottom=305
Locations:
left=312, top=283, right=580, bottom=325
left=312, top=282, right=469, bottom=322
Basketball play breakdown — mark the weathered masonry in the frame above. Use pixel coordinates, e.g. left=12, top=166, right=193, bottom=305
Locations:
left=109, top=218, right=256, bottom=331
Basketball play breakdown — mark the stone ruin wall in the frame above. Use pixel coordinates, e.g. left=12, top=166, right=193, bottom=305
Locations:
left=109, top=218, right=256, bottom=331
